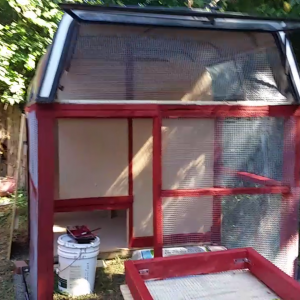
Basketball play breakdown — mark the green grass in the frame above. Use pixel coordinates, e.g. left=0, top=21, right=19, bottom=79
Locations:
left=54, top=257, right=126, bottom=300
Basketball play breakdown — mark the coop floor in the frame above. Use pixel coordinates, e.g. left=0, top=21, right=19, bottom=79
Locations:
left=121, top=270, right=280, bottom=300
left=53, top=211, right=128, bottom=257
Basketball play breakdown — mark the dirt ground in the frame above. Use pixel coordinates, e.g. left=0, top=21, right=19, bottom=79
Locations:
left=0, top=202, right=15, bottom=300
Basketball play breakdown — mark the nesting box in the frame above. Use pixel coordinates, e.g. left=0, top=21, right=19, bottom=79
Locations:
left=26, top=4, right=300, bottom=299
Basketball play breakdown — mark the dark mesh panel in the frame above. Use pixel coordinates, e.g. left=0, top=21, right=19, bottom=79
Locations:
left=222, top=194, right=281, bottom=256
left=217, top=117, right=285, bottom=187
left=61, top=25, right=294, bottom=102
left=221, top=194, right=288, bottom=272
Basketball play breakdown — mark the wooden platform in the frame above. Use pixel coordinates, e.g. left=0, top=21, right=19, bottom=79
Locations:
left=120, top=270, right=280, bottom=300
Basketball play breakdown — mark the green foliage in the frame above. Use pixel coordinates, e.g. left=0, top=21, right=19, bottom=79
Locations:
left=220, top=0, right=300, bottom=17
left=0, top=0, right=62, bottom=104
left=1, top=0, right=300, bottom=105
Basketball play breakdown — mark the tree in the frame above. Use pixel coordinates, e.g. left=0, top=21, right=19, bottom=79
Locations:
left=0, top=0, right=62, bottom=105
left=1, top=0, right=300, bottom=105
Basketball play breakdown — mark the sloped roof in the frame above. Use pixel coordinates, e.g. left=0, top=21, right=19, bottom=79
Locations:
left=28, top=5, right=300, bottom=104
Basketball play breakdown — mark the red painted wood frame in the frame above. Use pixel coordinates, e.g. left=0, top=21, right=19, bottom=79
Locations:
left=30, top=108, right=55, bottom=300
left=124, top=248, right=300, bottom=300
left=153, top=115, right=162, bottom=257
left=26, top=103, right=300, bottom=299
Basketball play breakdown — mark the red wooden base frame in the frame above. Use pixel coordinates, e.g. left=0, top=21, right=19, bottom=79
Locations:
left=125, top=248, right=300, bottom=300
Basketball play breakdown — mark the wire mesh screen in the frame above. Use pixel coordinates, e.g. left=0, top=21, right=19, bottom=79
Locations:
left=162, top=117, right=290, bottom=189
left=160, top=117, right=297, bottom=275
left=27, top=111, right=38, bottom=188
left=162, top=118, right=214, bottom=189
left=221, top=194, right=289, bottom=272
left=144, top=271, right=279, bottom=300
left=216, top=117, right=286, bottom=187
left=162, top=196, right=213, bottom=246
left=59, top=25, right=294, bottom=102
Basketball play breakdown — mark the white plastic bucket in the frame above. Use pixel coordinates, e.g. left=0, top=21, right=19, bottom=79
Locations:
left=57, top=234, right=100, bottom=296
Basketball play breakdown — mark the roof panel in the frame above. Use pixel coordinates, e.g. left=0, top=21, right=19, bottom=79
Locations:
left=60, top=4, right=300, bottom=32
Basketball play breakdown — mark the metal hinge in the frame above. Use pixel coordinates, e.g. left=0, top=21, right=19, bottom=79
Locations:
left=139, top=269, right=149, bottom=275
left=234, top=258, right=251, bottom=264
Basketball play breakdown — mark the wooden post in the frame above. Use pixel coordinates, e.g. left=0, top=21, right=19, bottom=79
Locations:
left=153, top=115, right=162, bottom=257
left=29, top=107, right=55, bottom=300
left=7, top=114, right=25, bottom=259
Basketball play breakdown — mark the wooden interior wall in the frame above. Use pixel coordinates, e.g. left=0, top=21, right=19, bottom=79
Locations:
left=132, top=119, right=153, bottom=237
left=56, top=118, right=128, bottom=199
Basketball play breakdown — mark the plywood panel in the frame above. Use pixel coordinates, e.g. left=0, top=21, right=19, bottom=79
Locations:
left=162, top=119, right=215, bottom=190
left=57, top=119, right=128, bottom=199
left=132, top=119, right=153, bottom=237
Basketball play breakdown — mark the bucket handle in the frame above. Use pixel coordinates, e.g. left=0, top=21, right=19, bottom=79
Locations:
left=58, top=250, right=83, bottom=274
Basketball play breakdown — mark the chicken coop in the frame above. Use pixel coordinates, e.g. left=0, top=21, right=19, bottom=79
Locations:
left=26, top=4, right=300, bottom=300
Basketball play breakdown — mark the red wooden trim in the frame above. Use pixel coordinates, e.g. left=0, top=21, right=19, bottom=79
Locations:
left=221, top=167, right=284, bottom=186
left=128, top=119, right=133, bottom=197
left=212, top=118, right=222, bottom=244
left=125, top=248, right=300, bottom=299
left=36, top=113, right=55, bottom=300
left=29, top=103, right=158, bottom=111
left=247, top=248, right=300, bottom=300
left=130, top=248, right=248, bottom=281
left=131, top=236, right=154, bottom=248
left=27, top=103, right=300, bottom=117
left=294, top=117, right=300, bottom=187
left=55, top=110, right=157, bottom=118
left=125, top=261, right=154, bottom=300
left=235, top=171, right=283, bottom=186
left=153, top=116, right=163, bottom=257
left=54, top=196, right=133, bottom=212
left=128, top=118, right=134, bottom=247
left=26, top=118, right=30, bottom=244
left=55, top=204, right=131, bottom=213
left=162, top=186, right=290, bottom=197
left=25, top=104, right=37, bottom=113
left=161, top=105, right=300, bottom=117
